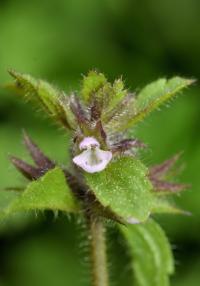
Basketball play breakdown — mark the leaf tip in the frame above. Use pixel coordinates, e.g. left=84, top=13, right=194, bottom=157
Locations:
left=127, top=217, right=141, bottom=224
left=8, top=68, right=19, bottom=78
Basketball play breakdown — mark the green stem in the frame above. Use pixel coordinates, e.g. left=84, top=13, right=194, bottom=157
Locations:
left=89, top=216, right=109, bottom=286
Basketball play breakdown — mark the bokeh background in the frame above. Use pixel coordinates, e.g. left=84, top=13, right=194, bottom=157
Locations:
left=0, top=0, right=200, bottom=285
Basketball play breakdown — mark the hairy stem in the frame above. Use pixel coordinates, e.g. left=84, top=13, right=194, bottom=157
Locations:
left=88, top=216, right=109, bottom=286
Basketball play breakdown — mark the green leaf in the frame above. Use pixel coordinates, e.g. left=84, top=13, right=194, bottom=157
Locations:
left=120, top=219, right=174, bottom=286
left=111, top=78, right=127, bottom=106
left=102, top=78, right=128, bottom=120
left=81, top=70, right=107, bottom=102
left=0, top=190, right=20, bottom=217
left=81, top=72, right=128, bottom=116
left=0, top=190, right=32, bottom=233
left=133, top=77, right=194, bottom=125
left=104, top=78, right=127, bottom=111
left=8, top=70, right=76, bottom=129
left=85, top=157, right=154, bottom=223
left=113, top=77, right=194, bottom=131
left=151, top=197, right=188, bottom=215
left=0, top=167, right=79, bottom=220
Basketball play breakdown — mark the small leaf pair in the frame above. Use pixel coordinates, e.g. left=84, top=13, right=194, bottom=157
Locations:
left=8, top=70, right=193, bottom=135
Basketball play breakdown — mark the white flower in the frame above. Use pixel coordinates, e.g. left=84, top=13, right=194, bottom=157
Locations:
left=73, top=137, right=112, bottom=173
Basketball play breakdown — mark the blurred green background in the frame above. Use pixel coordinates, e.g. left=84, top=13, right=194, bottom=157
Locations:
left=0, top=0, right=200, bottom=285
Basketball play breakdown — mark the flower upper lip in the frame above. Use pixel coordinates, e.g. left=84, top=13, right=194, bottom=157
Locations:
left=79, top=137, right=100, bottom=150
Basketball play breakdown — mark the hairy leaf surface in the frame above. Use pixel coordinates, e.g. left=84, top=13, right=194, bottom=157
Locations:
left=151, top=197, right=187, bottom=215
left=114, top=77, right=193, bottom=131
left=120, top=219, right=174, bottom=286
left=81, top=70, right=107, bottom=102
left=85, top=157, right=154, bottom=223
left=8, top=70, right=76, bottom=129
left=0, top=167, right=79, bottom=220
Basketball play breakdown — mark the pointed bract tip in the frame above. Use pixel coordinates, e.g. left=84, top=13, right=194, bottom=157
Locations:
left=9, top=155, right=40, bottom=180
